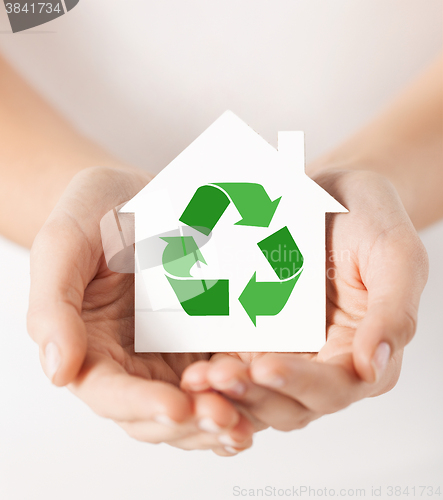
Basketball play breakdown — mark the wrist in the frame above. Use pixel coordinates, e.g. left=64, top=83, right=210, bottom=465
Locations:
left=6, top=159, right=151, bottom=248
left=307, top=151, right=419, bottom=227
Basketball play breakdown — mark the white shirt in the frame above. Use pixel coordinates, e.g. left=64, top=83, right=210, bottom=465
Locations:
left=0, top=0, right=441, bottom=173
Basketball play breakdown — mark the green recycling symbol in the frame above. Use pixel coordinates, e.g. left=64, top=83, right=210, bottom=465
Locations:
left=161, top=183, right=304, bottom=325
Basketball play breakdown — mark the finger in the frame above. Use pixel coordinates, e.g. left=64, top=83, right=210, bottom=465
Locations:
left=117, top=393, right=254, bottom=447
left=250, top=353, right=371, bottom=414
left=216, top=414, right=255, bottom=449
left=181, top=354, right=246, bottom=393
left=206, top=354, right=315, bottom=431
left=27, top=167, right=144, bottom=387
left=68, top=352, right=193, bottom=423
left=27, top=215, right=98, bottom=386
left=192, top=391, right=241, bottom=433
left=181, top=360, right=212, bottom=392
left=167, top=415, right=254, bottom=452
left=117, top=419, right=198, bottom=445
left=181, top=353, right=252, bottom=394
left=212, top=442, right=252, bottom=457
left=212, top=434, right=254, bottom=456
left=353, top=229, right=428, bottom=383
left=174, top=432, right=254, bottom=455
left=119, top=399, right=257, bottom=450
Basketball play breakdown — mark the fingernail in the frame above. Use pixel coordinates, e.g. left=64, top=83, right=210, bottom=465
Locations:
left=219, top=434, right=239, bottom=447
left=224, top=446, right=239, bottom=455
left=256, top=374, right=285, bottom=388
left=198, top=417, right=223, bottom=433
left=268, top=376, right=285, bottom=388
left=372, top=342, right=391, bottom=382
left=44, top=342, right=61, bottom=382
left=223, top=380, right=246, bottom=396
left=154, top=414, right=177, bottom=427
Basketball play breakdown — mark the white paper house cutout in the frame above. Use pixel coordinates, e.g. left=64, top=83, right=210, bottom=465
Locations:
left=120, top=111, right=347, bottom=352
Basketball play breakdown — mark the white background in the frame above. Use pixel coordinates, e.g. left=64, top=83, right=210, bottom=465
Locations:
left=0, top=0, right=442, bottom=498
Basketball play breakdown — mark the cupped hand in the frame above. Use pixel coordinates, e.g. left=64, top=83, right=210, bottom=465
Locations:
left=181, top=169, right=429, bottom=432
left=27, top=166, right=253, bottom=455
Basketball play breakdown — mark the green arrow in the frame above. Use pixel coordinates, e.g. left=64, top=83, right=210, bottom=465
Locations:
left=166, top=277, right=229, bottom=315
left=161, top=236, right=206, bottom=278
left=179, top=183, right=281, bottom=235
left=171, top=184, right=303, bottom=321
left=238, top=271, right=302, bottom=326
left=214, top=183, right=281, bottom=227
left=179, top=185, right=230, bottom=236
left=257, top=226, right=303, bottom=280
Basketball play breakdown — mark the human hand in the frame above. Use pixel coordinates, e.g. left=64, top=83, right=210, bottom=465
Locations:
left=181, top=169, right=429, bottom=432
left=27, top=166, right=253, bottom=455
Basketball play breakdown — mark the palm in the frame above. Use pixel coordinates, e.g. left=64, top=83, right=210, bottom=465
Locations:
left=235, top=212, right=369, bottom=375
left=311, top=170, right=409, bottom=392
left=283, top=171, right=405, bottom=382
left=28, top=166, right=265, bottom=452
left=315, top=210, right=369, bottom=367
left=81, top=253, right=209, bottom=386
left=215, top=170, right=413, bottom=417
left=180, top=172, right=427, bottom=436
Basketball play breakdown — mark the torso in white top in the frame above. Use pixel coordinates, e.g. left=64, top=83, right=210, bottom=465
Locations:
left=0, top=0, right=441, bottom=172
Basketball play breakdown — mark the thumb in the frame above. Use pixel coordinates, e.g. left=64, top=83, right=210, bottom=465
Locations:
left=353, top=234, right=428, bottom=384
left=27, top=215, right=97, bottom=386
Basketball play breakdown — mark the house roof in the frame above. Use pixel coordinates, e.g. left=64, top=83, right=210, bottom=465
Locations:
left=121, top=111, right=347, bottom=214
